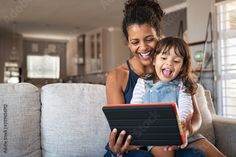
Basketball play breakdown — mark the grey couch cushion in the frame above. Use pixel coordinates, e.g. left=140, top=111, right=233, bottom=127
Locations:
left=41, top=83, right=110, bottom=157
left=195, top=84, right=215, bottom=145
left=0, top=83, right=41, bottom=157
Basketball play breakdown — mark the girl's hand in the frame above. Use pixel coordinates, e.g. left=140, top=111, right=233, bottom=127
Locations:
left=162, top=120, right=189, bottom=151
left=179, top=120, right=189, bottom=149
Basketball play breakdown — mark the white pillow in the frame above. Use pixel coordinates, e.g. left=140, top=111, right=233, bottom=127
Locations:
left=0, top=83, right=41, bottom=157
left=41, top=83, right=110, bottom=157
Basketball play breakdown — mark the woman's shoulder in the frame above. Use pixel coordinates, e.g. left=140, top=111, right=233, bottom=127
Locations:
left=106, top=63, right=129, bottom=104
left=106, top=63, right=129, bottom=90
left=107, top=63, right=128, bottom=78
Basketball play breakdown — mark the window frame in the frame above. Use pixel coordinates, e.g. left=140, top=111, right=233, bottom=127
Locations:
left=215, top=0, right=236, bottom=118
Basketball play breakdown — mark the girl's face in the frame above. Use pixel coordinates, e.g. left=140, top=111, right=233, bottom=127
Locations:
left=127, top=24, right=159, bottom=66
left=154, top=47, right=183, bottom=82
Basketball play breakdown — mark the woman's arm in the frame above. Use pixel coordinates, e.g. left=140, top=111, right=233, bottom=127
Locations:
left=105, top=68, right=140, bottom=155
left=106, top=69, right=126, bottom=104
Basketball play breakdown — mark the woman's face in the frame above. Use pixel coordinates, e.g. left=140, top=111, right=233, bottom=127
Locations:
left=127, top=24, right=159, bottom=66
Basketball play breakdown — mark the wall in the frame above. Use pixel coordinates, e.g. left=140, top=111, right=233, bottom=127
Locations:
left=0, top=28, right=23, bottom=83
left=187, top=0, right=213, bottom=43
left=187, top=0, right=213, bottom=69
left=102, top=28, right=130, bottom=72
left=162, top=8, right=187, bottom=37
left=187, top=0, right=216, bottom=103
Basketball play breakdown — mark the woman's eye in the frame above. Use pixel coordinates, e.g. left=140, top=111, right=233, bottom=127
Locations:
left=161, top=57, right=166, bottom=60
left=146, top=38, right=154, bottom=42
left=131, top=41, right=138, bottom=45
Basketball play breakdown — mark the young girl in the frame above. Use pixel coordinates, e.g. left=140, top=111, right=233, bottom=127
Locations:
left=131, top=36, right=198, bottom=157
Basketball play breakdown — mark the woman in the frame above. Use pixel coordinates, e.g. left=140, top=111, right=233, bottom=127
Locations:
left=105, top=0, right=225, bottom=157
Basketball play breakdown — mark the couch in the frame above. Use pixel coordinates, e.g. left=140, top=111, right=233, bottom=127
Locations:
left=0, top=83, right=235, bottom=157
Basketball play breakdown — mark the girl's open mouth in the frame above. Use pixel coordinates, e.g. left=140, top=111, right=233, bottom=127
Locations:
left=162, top=68, right=173, bottom=78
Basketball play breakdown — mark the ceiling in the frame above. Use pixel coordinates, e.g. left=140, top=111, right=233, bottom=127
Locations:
left=0, top=0, right=186, bottom=40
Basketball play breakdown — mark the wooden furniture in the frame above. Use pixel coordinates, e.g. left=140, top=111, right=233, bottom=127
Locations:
left=84, top=28, right=130, bottom=74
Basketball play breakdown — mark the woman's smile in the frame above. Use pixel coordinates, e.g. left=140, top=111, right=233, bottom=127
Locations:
left=138, top=50, right=153, bottom=60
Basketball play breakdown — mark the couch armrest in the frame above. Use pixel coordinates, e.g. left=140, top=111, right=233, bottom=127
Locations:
left=212, top=115, right=236, bottom=157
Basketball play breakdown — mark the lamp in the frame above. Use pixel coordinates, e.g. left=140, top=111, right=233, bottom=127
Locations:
left=4, top=22, right=21, bottom=83
left=9, top=22, right=19, bottom=62
left=193, top=50, right=204, bottom=72
left=193, top=50, right=204, bottom=62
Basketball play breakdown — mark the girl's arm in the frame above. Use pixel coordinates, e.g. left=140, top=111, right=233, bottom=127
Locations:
left=178, top=83, right=194, bottom=121
left=130, top=78, right=145, bottom=104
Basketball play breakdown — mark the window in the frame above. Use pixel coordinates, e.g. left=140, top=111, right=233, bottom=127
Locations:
left=4, top=62, right=20, bottom=83
left=216, top=0, right=236, bottom=118
left=27, top=55, right=60, bottom=79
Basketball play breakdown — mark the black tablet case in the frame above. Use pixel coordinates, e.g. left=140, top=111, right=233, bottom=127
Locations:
left=102, top=103, right=184, bottom=146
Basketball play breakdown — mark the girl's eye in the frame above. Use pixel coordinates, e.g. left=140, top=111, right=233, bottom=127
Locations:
left=161, top=57, right=166, bottom=60
left=174, top=60, right=181, bottom=63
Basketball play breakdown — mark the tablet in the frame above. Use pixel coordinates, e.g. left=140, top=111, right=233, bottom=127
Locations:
left=102, top=102, right=184, bottom=146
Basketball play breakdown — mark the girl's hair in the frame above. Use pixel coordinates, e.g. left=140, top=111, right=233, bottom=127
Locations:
left=122, top=0, right=164, bottom=40
left=155, top=37, right=197, bottom=95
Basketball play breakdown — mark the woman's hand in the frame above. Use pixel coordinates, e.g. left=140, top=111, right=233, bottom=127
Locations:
left=108, top=128, right=141, bottom=154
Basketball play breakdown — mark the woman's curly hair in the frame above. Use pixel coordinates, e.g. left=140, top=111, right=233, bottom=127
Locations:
left=122, top=0, right=164, bottom=40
